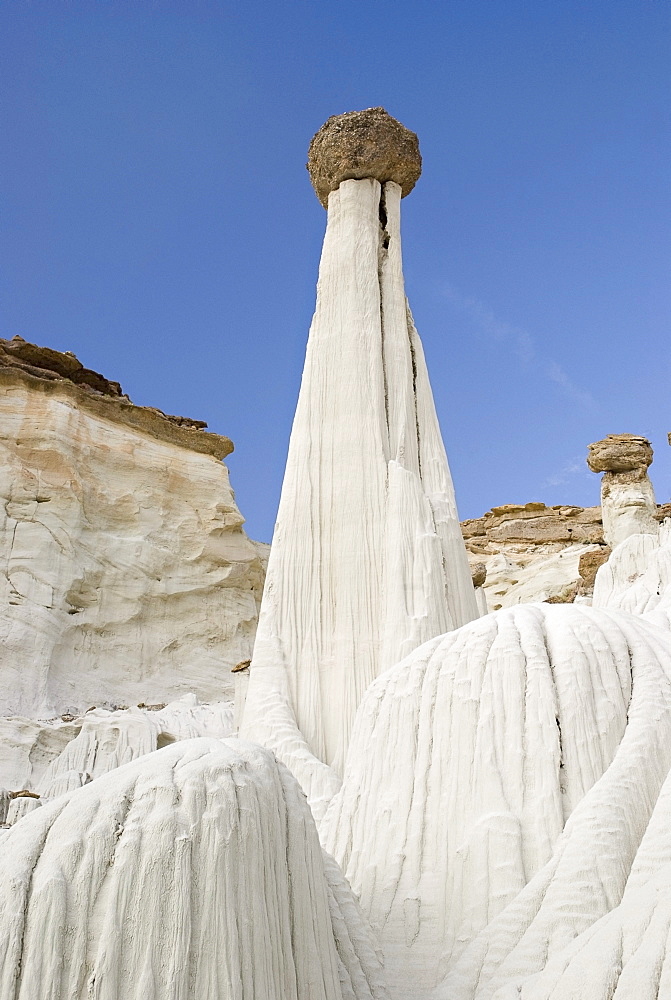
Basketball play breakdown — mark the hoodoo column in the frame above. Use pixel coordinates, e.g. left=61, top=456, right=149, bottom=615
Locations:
left=242, top=109, right=478, bottom=800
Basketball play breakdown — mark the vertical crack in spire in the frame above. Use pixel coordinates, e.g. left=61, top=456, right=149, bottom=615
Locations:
left=378, top=184, right=391, bottom=441
left=406, top=312, right=422, bottom=480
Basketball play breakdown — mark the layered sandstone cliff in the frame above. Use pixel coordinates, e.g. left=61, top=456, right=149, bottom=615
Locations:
left=0, top=337, right=265, bottom=719
left=462, top=502, right=607, bottom=609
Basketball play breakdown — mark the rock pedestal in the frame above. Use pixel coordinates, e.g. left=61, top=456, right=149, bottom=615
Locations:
left=587, top=434, right=658, bottom=547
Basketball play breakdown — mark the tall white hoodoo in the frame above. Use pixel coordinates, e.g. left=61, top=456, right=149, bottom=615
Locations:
left=242, top=109, right=478, bottom=800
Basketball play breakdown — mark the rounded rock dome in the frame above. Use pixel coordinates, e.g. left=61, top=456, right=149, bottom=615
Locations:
left=307, top=106, right=422, bottom=208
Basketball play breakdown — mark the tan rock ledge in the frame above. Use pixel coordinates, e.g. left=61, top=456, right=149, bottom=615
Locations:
left=307, top=106, right=422, bottom=208
left=0, top=337, right=233, bottom=460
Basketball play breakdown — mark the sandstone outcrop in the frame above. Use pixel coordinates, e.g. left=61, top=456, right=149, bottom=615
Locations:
left=0, top=335, right=126, bottom=397
left=462, top=495, right=671, bottom=611
left=462, top=502, right=606, bottom=609
left=577, top=545, right=612, bottom=589
left=0, top=338, right=265, bottom=717
left=463, top=502, right=604, bottom=547
left=587, top=433, right=653, bottom=474
left=0, top=335, right=229, bottom=455
left=307, top=107, right=421, bottom=208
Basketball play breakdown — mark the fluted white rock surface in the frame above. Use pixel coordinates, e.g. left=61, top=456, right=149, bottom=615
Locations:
left=593, top=521, right=671, bottom=630
left=0, top=695, right=234, bottom=810
left=321, top=603, right=671, bottom=998
left=479, top=762, right=671, bottom=999
left=0, top=738, right=389, bottom=1000
left=243, top=178, right=478, bottom=799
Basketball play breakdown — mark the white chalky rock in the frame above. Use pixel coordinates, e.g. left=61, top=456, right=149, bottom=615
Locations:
left=593, top=520, right=671, bottom=630
left=242, top=175, right=478, bottom=807
left=483, top=763, right=671, bottom=999
left=436, top=616, right=671, bottom=1000
left=0, top=695, right=234, bottom=806
left=320, top=603, right=671, bottom=998
left=5, top=795, right=41, bottom=825
left=0, top=738, right=389, bottom=1000
left=0, top=372, right=265, bottom=718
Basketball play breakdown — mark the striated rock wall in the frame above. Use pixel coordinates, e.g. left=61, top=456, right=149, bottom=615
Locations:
left=0, top=338, right=265, bottom=718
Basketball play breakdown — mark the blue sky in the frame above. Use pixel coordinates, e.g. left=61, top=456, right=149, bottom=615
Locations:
left=1, top=1, right=669, bottom=542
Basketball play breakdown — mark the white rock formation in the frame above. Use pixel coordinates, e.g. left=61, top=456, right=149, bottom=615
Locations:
left=0, top=695, right=234, bottom=813
left=593, top=524, right=671, bottom=624
left=5, top=794, right=41, bottom=826
left=434, top=624, right=671, bottom=999
left=321, top=602, right=671, bottom=998
left=0, top=738, right=389, bottom=1000
left=0, top=348, right=265, bottom=717
left=479, top=763, right=671, bottom=999
left=243, top=110, right=478, bottom=806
